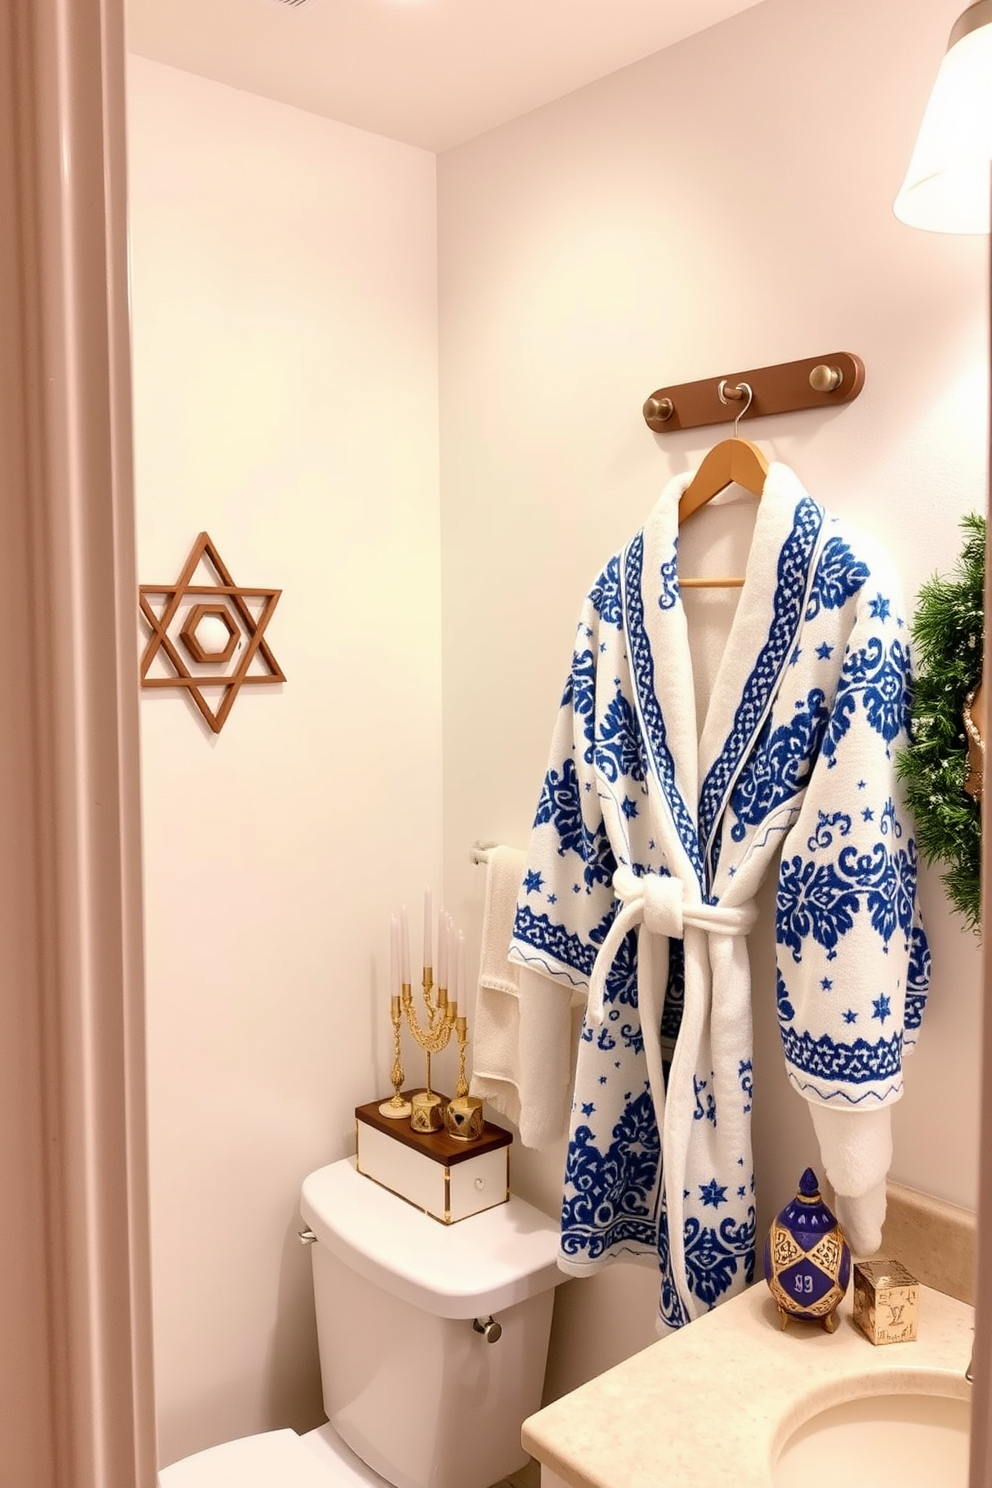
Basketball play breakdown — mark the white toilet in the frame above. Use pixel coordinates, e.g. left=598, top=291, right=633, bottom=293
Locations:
left=159, top=1156, right=565, bottom=1488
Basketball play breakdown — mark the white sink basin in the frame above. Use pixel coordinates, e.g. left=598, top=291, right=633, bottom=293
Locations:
left=523, top=1284, right=976, bottom=1488
left=773, top=1389, right=971, bottom=1487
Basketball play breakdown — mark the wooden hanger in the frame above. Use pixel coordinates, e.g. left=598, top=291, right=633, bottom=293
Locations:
left=677, top=381, right=768, bottom=589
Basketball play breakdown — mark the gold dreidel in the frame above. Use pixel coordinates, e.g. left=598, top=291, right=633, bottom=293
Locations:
left=444, top=1014, right=484, bottom=1141
left=853, top=1260, right=919, bottom=1345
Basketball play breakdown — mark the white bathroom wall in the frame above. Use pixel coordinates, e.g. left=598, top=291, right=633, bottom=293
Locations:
left=437, top=0, right=988, bottom=1399
left=126, top=57, right=442, bottom=1467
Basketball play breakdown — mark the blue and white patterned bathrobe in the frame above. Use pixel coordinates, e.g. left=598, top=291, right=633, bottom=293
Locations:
left=508, top=462, right=930, bottom=1330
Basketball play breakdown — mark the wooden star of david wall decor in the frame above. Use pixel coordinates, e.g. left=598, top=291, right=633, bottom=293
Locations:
left=139, top=533, right=285, bottom=734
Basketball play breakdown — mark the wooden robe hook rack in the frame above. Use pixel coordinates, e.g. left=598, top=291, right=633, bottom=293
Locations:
left=643, top=352, right=865, bottom=433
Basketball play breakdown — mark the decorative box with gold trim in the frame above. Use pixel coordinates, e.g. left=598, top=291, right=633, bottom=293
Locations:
left=355, top=1094, right=511, bottom=1224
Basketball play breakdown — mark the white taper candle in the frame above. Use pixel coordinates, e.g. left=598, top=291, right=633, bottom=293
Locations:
left=390, top=914, right=400, bottom=998
left=455, top=929, right=466, bottom=1007
left=400, top=905, right=411, bottom=986
left=423, top=886, right=433, bottom=971
left=438, top=908, right=449, bottom=988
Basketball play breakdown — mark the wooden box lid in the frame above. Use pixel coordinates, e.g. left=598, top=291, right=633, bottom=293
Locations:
left=356, top=1093, right=512, bottom=1167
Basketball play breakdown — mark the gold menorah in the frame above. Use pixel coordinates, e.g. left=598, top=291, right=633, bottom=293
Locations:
left=379, top=906, right=483, bottom=1139
left=379, top=945, right=458, bottom=1128
left=402, top=963, right=458, bottom=1131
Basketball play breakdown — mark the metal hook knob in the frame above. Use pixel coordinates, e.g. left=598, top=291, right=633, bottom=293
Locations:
left=718, top=379, right=754, bottom=436
left=809, top=364, right=844, bottom=394
left=643, top=395, right=674, bottom=430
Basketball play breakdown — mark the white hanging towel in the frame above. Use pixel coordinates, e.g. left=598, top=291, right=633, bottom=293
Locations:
left=470, top=844, right=576, bottom=1150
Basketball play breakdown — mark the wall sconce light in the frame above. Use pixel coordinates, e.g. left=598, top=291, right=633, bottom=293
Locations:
left=893, top=0, right=991, bottom=234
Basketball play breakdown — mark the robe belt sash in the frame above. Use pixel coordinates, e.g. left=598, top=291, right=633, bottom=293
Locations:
left=588, top=866, right=758, bottom=1321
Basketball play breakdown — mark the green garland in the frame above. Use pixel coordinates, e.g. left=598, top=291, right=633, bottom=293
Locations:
left=896, top=513, right=984, bottom=932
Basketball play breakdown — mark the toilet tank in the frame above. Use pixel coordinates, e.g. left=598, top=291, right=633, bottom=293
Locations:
left=300, top=1157, right=564, bottom=1488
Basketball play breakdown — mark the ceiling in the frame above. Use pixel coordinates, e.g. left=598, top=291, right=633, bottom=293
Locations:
left=124, top=0, right=765, bottom=153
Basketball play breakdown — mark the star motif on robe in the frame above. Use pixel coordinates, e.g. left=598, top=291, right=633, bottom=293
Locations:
left=869, top=593, right=891, bottom=621
left=599, top=1075, right=608, bottom=1085
left=581, top=1102, right=596, bottom=1117
left=699, top=1179, right=729, bottom=1209
left=862, top=808, right=874, bottom=822
left=790, top=647, right=802, bottom=667
left=523, top=870, right=544, bottom=894
left=139, top=531, right=285, bottom=734
left=872, top=994, right=892, bottom=1023
left=547, top=893, right=557, bottom=905
left=815, top=642, right=834, bottom=660
left=737, top=1186, right=747, bottom=1198
left=820, top=978, right=833, bottom=991
left=843, top=1009, right=858, bottom=1024
left=572, top=884, right=581, bottom=894
left=857, top=779, right=867, bottom=789
left=621, top=797, right=638, bottom=819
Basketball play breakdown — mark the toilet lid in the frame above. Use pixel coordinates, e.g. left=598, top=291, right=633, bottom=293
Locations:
left=158, top=1429, right=340, bottom=1487
left=301, top=1157, right=562, bottom=1319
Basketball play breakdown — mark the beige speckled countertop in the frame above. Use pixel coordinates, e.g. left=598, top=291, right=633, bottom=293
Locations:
left=522, top=1282, right=973, bottom=1488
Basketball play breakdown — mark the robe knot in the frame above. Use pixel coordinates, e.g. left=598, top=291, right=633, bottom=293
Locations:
left=587, top=867, right=758, bottom=1024
left=639, top=871, right=685, bottom=938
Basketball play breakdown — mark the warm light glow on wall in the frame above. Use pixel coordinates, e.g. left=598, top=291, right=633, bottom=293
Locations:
left=893, top=0, right=992, bottom=234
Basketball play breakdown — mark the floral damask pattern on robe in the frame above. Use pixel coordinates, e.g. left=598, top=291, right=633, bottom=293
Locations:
left=561, top=1091, right=661, bottom=1261
left=805, top=535, right=871, bottom=620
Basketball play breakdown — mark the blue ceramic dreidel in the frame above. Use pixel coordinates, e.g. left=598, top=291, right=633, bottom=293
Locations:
left=763, top=1167, right=851, bottom=1333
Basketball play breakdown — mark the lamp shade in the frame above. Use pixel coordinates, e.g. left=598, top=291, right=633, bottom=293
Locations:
left=894, top=0, right=992, bottom=234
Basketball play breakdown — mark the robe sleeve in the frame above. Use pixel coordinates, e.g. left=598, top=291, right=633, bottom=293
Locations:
left=809, top=1103, right=890, bottom=1253
left=508, top=578, right=622, bottom=994
left=774, top=563, right=929, bottom=1112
